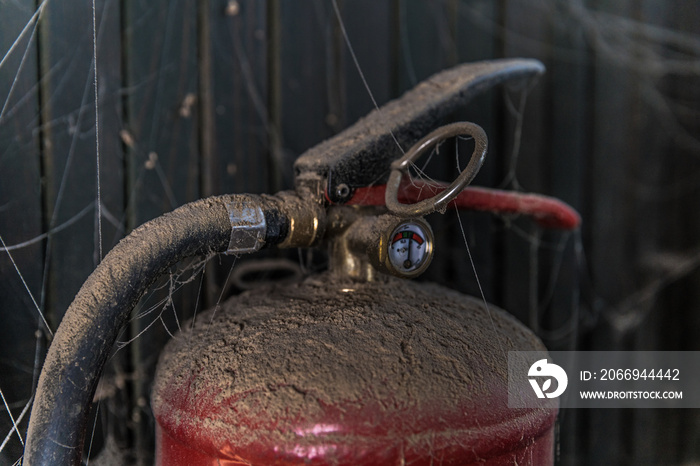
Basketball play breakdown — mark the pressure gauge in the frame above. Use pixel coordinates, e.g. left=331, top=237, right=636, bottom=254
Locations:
left=386, top=219, right=434, bottom=278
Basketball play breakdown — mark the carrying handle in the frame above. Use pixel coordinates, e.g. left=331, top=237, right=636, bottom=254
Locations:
left=294, top=59, right=544, bottom=203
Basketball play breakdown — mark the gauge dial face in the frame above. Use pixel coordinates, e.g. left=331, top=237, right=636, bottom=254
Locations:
left=388, top=221, right=432, bottom=276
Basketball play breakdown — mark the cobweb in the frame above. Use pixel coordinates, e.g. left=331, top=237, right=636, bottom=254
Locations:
left=1, top=0, right=700, bottom=464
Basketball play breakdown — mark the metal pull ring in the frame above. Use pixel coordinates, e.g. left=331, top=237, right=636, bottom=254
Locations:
left=385, top=121, right=488, bottom=217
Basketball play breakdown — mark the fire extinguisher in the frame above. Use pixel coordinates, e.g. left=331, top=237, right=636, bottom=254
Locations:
left=24, top=59, right=579, bottom=465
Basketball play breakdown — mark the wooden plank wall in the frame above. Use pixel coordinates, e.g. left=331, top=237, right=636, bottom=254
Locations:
left=0, top=0, right=699, bottom=463
left=0, top=2, right=43, bottom=464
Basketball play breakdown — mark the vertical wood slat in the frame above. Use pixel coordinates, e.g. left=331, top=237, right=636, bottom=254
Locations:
left=539, top=4, right=592, bottom=464
left=38, top=0, right=127, bottom=458
left=0, top=1, right=43, bottom=462
left=630, top=1, right=700, bottom=464
left=500, top=0, right=550, bottom=329
left=94, top=0, right=129, bottom=457
left=543, top=8, right=589, bottom=352
left=39, top=0, right=101, bottom=326
left=453, top=0, right=500, bottom=303
left=626, top=0, right=672, bottom=461
left=586, top=0, right=640, bottom=464
left=202, top=0, right=269, bottom=198
left=277, top=0, right=334, bottom=168
left=397, top=0, right=461, bottom=298
left=671, top=4, right=700, bottom=461
left=337, top=0, right=392, bottom=126
left=94, top=0, right=126, bottom=257
left=397, top=0, right=454, bottom=93
left=123, top=0, right=200, bottom=227
left=199, top=0, right=269, bottom=315
left=122, top=0, right=199, bottom=462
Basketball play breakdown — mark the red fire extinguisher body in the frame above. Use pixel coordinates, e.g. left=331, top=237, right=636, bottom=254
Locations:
left=152, top=274, right=557, bottom=465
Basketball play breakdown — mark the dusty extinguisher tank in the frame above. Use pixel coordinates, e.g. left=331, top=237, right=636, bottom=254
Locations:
left=153, top=275, right=558, bottom=465
left=24, top=59, right=580, bottom=465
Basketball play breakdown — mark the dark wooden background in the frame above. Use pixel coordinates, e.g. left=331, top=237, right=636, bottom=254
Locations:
left=1, top=0, right=699, bottom=464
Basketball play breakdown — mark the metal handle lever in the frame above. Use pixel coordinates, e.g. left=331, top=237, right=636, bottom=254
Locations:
left=293, top=58, right=545, bottom=203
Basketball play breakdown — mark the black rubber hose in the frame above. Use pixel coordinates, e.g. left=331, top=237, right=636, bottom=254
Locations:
left=24, top=194, right=259, bottom=465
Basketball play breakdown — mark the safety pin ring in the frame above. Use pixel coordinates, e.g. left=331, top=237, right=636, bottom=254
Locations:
left=385, top=121, right=488, bottom=217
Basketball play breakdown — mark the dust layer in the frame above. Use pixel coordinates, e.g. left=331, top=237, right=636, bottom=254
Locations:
left=152, top=272, right=552, bottom=456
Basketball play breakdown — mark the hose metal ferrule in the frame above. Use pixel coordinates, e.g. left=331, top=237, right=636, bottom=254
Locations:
left=225, top=195, right=267, bottom=255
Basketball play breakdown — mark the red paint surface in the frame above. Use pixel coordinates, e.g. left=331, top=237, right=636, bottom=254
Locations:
left=344, top=178, right=581, bottom=230
left=155, top=374, right=557, bottom=465
left=157, top=426, right=555, bottom=466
